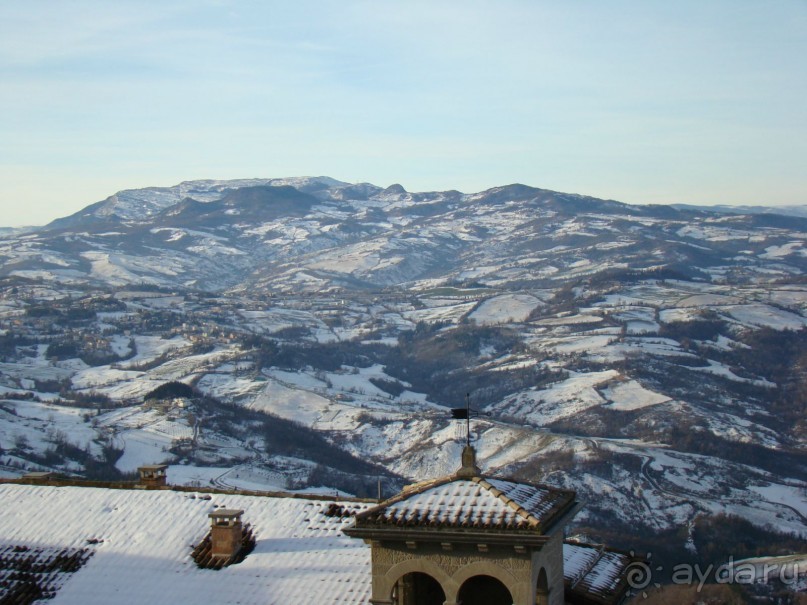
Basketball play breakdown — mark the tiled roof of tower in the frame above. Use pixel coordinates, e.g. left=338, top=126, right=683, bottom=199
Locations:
left=0, top=484, right=374, bottom=605
left=354, top=475, right=576, bottom=532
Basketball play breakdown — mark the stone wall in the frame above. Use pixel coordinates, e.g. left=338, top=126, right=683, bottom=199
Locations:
left=369, top=535, right=563, bottom=605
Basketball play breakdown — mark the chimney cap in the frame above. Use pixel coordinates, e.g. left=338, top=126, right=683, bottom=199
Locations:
left=139, top=464, right=168, bottom=472
left=209, top=509, right=244, bottom=520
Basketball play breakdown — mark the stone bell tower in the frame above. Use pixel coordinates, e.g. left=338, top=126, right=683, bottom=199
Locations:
left=345, top=446, right=580, bottom=605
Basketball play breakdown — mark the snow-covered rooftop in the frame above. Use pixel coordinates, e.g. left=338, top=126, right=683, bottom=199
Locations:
left=0, top=477, right=627, bottom=604
left=354, top=475, right=576, bottom=532
left=0, top=483, right=373, bottom=605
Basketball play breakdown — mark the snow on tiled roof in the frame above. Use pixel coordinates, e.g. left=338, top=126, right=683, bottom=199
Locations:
left=563, top=541, right=602, bottom=585
left=578, top=551, right=632, bottom=594
left=0, top=544, right=93, bottom=602
left=0, top=484, right=373, bottom=605
left=564, top=542, right=634, bottom=604
left=356, top=476, right=575, bottom=531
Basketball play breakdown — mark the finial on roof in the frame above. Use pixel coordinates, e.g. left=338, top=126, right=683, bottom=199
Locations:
left=455, top=444, right=481, bottom=478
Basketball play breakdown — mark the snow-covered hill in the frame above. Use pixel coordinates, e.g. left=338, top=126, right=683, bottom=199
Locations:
left=672, top=202, right=807, bottom=219
left=1, top=178, right=805, bottom=560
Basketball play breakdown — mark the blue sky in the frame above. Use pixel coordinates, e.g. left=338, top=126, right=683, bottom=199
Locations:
left=1, top=1, right=805, bottom=226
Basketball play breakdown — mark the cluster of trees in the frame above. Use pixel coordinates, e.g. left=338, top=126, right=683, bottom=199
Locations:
left=184, top=390, right=404, bottom=498
left=668, top=425, right=807, bottom=481
left=64, top=390, right=112, bottom=408
left=560, top=346, right=807, bottom=480
left=45, top=336, right=134, bottom=367
left=382, top=322, right=556, bottom=407
left=243, top=320, right=566, bottom=409
left=13, top=429, right=127, bottom=482
left=587, top=265, right=704, bottom=288
left=0, top=332, right=28, bottom=359
left=145, top=381, right=195, bottom=401
left=693, top=514, right=807, bottom=563
left=659, top=312, right=727, bottom=345
left=729, top=328, right=807, bottom=425
left=244, top=333, right=386, bottom=374
left=24, top=297, right=126, bottom=324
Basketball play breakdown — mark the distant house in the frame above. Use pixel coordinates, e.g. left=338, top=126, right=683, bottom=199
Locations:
left=0, top=451, right=635, bottom=604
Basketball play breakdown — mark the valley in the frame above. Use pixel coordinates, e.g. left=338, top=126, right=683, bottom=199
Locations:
left=1, top=177, right=806, bottom=563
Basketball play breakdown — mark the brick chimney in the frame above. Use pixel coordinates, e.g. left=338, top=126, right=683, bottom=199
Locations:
left=138, top=465, right=168, bottom=487
left=208, top=509, right=244, bottom=559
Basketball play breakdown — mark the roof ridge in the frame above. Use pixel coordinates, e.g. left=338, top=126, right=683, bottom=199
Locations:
left=0, top=478, right=376, bottom=504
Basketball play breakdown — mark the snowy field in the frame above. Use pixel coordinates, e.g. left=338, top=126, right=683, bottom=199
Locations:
left=469, top=293, right=544, bottom=325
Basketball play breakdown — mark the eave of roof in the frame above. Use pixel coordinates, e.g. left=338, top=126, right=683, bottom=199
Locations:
left=0, top=476, right=376, bottom=504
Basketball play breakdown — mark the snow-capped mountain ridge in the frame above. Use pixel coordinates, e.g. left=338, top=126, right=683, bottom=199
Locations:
left=47, top=176, right=350, bottom=227
left=5, top=178, right=806, bottom=299
left=1, top=177, right=806, bottom=563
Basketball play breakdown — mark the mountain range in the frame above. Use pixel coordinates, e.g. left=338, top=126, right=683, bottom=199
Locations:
left=1, top=177, right=806, bottom=565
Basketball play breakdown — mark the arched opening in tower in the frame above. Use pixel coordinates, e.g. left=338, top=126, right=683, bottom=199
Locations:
left=390, top=571, right=446, bottom=605
left=457, top=574, right=514, bottom=605
left=536, top=567, right=549, bottom=605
